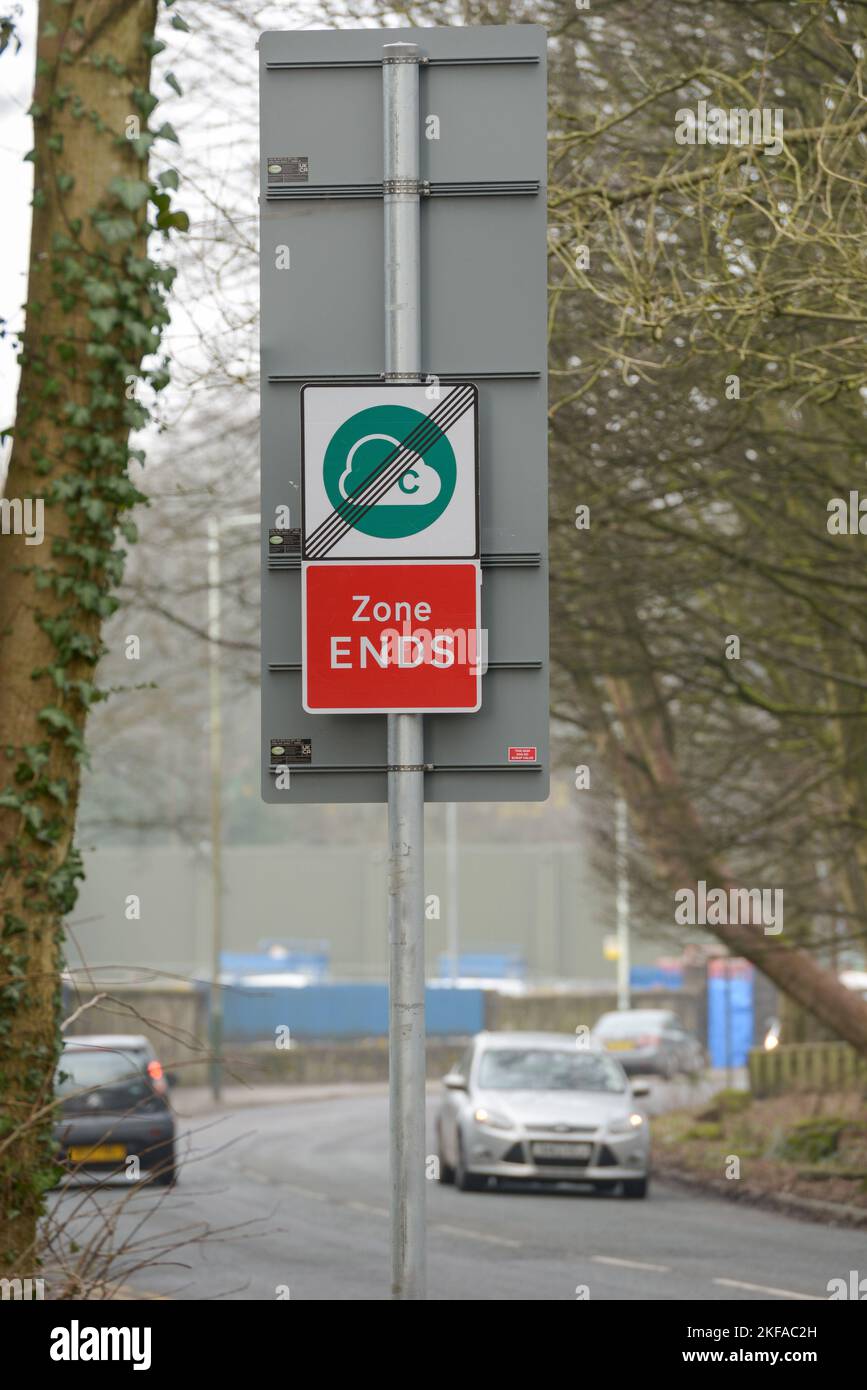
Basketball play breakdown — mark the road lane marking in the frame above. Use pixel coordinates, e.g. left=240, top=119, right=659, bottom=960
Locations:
left=347, top=1200, right=388, bottom=1216
left=432, top=1222, right=522, bottom=1248
left=714, top=1277, right=824, bottom=1301
left=245, top=1170, right=520, bottom=1248
left=239, top=1170, right=330, bottom=1201
left=592, top=1255, right=671, bottom=1273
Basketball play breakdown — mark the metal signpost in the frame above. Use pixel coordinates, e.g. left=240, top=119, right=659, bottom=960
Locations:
left=383, top=49, right=424, bottom=1295
left=259, top=24, right=548, bottom=1300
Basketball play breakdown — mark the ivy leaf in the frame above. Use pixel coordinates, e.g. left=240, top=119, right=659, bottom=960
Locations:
left=157, top=168, right=180, bottom=190
left=93, top=214, right=137, bottom=245
left=155, top=207, right=189, bottom=233
left=33, top=1166, right=64, bottom=1197
left=165, top=71, right=183, bottom=97
left=128, top=133, right=156, bottom=158
left=133, top=88, right=159, bottom=119
left=170, top=13, right=190, bottom=31
left=83, top=277, right=115, bottom=306
left=83, top=499, right=108, bottom=523
left=38, top=707, right=80, bottom=741
left=154, top=122, right=180, bottom=144
left=149, top=365, right=171, bottom=392
left=88, top=308, right=120, bottom=336
left=108, top=177, right=150, bottom=211
left=123, top=320, right=156, bottom=348
left=45, top=780, right=69, bottom=807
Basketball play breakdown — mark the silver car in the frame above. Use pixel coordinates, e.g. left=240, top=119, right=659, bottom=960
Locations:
left=436, top=1031, right=651, bottom=1197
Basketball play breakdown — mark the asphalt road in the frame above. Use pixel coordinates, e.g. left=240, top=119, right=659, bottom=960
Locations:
left=47, top=1083, right=865, bottom=1301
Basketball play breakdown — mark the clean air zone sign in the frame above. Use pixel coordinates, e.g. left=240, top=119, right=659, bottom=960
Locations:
left=301, top=383, right=479, bottom=560
left=303, top=561, right=482, bottom=713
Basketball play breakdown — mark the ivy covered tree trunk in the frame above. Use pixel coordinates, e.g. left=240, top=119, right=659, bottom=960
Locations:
left=0, top=0, right=179, bottom=1274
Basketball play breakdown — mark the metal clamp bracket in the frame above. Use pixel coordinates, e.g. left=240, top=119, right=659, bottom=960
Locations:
left=383, top=178, right=430, bottom=196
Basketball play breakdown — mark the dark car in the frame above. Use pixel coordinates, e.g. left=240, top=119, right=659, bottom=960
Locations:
left=54, top=1035, right=177, bottom=1186
left=591, top=1009, right=706, bottom=1078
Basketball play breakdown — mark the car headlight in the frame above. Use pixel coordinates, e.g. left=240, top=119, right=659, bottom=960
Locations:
left=608, top=1113, right=645, bottom=1134
left=473, top=1107, right=514, bottom=1131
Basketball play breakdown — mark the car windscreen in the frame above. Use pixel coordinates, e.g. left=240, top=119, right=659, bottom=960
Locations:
left=477, top=1049, right=627, bottom=1093
left=595, top=1013, right=668, bottom=1037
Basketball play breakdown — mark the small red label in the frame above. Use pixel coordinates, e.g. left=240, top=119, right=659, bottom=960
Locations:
left=508, top=746, right=537, bottom=763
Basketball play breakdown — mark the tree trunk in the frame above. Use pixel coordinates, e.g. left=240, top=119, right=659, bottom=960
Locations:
left=602, top=671, right=867, bottom=1054
left=0, top=0, right=159, bottom=1275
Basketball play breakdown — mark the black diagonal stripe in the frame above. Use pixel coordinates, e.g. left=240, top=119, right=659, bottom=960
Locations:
left=307, top=386, right=475, bottom=558
left=309, top=389, right=475, bottom=556
left=306, top=386, right=472, bottom=554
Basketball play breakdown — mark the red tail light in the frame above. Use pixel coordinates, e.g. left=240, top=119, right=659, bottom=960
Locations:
left=637, top=1035, right=660, bottom=1048
left=147, top=1059, right=167, bottom=1094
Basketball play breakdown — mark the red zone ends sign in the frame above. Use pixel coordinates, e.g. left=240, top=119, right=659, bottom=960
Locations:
left=302, top=561, right=482, bottom=713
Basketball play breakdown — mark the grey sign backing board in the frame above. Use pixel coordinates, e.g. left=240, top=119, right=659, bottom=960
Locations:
left=259, top=25, right=549, bottom=802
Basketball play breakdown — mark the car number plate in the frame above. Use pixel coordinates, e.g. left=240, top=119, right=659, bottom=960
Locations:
left=68, top=1144, right=126, bottom=1163
left=604, top=1040, right=632, bottom=1050
left=532, top=1142, right=592, bottom=1160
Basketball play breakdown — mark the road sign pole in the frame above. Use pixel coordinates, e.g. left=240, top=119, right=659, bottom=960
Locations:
left=207, top=516, right=224, bottom=1103
left=615, top=795, right=631, bottom=1011
left=207, top=512, right=258, bottom=1102
left=446, top=802, right=460, bottom=982
left=383, top=40, right=426, bottom=1302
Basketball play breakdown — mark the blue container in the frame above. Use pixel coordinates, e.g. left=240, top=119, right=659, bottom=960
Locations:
left=220, top=981, right=485, bottom=1042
